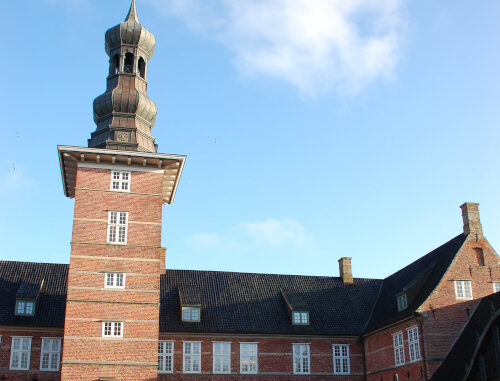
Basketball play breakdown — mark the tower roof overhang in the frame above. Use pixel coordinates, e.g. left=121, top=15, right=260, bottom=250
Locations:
left=58, top=146, right=186, bottom=204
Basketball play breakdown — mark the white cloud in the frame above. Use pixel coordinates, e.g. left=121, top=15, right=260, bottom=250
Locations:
left=187, top=218, right=308, bottom=249
left=148, top=0, right=405, bottom=95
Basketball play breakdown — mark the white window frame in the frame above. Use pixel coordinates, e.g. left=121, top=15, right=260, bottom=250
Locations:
left=158, top=341, right=174, bottom=374
left=292, top=343, right=310, bottom=374
left=10, top=336, right=32, bottom=370
left=107, top=211, right=128, bottom=244
left=393, top=331, right=405, bottom=366
left=407, top=326, right=421, bottom=362
left=332, top=344, right=350, bottom=375
left=110, top=170, right=131, bottom=192
left=396, top=293, right=407, bottom=311
left=40, top=338, right=62, bottom=371
left=292, top=311, right=309, bottom=325
left=182, top=306, right=200, bottom=322
left=213, top=342, right=231, bottom=374
left=183, top=342, right=201, bottom=373
left=240, top=342, right=258, bottom=374
left=102, top=321, right=123, bottom=338
left=493, top=282, right=500, bottom=293
left=15, top=300, right=35, bottom=316
left=454, top=280, right=473, bottom=300
left=104, top=272, right=125, bottom=289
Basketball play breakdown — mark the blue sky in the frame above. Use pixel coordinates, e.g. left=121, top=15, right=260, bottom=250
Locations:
left=1, top=0, right=499, bottom=280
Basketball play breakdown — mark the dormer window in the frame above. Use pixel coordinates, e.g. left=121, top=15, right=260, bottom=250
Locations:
left=396, top=293, right=407, bottom=312
left=182, top=306, right=200, bottom=322
left=292, top=311, right=309, bottom=325
left=15, top=300, right=35, bottom=316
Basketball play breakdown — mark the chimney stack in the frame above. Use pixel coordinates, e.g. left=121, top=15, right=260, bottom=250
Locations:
left=460, top=202, right=482, bottom=237
left=338, top=257, right=353, bottom=284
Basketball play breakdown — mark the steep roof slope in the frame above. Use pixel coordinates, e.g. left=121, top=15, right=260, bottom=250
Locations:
left=430, top=291, right=500, bottom=380
left=0, top=261, right=68, bottom=328
left=160, top=270, right=382, bottom=335
left=364, top=234, right=467, bottom=333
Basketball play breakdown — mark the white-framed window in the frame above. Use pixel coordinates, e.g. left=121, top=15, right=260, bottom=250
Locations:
left=292, top=311, right=309, bottom=325
left=183, top=342, right=201, bottom=373
left=396, top=293, right=407, bottom=311
left=10, top=337, right=32, bottom=370
left=332, top=344, right=350, bottom=375
left=407, top=326, right=421, bottom=362
left=105, top=273, right=125, bottom=288
left=158, top=341, right=174, bottom=374
left=393, top=332, right=405, bottom=366
left=107, top=211, right=128, bottom=244
left=213, top=342, right=231, bottom=374
left=182, top=306, right=200, bottom=322
left=454, top=280, right=472, bottom=300
left=240, top=343, right=258, bottom=374
left=292, top=343, right=310, bottom=374
left=40, top=338, right=61, bottom=371
left=110, top=171, right=130, bottom=192
left=493, top=282, right=500, bottom=293
left=15, top=300, right=35, bottom=316
left=102, top=321, right=123, bottom=338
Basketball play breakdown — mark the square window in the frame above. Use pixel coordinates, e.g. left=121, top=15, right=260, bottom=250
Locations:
left=292, top=311, right=309, bottom=325
left=213, top=342, right=231, bottom=374
left=183, top=342, right=201, bottom=373
left=10, top=337, right=32, bottom=370
left=454, top=280, right=472, bottom=300
left=158, top=341, right=174, bottom=373
left=110, top=171, right=131, bottom=192
left=15, top=300, right=35, bottom=316
left=104, top=273, right=125, bottom=289
left=240, top=343, right=258, bottom=374
left=182, top=307, right=201, bottom=322
left=102, top=322, right=123, bottom=338
left=292, top=344, right=310, bottom=374
left=40, top=338, right=61, bottom=371
left=333, top=344, right=350, bottom=375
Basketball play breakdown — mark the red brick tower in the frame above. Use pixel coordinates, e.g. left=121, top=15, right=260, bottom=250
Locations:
left=58, top=2, right=185, bottom=380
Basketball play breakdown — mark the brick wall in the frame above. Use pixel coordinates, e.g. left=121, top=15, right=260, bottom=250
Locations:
left=61, top=165, right=165, bottom=381
left=157, top=335, right=365, bottom=380
left=0, top=329, right=62, bottom=381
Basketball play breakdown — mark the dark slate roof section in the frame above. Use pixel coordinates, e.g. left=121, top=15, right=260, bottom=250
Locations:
left=281, top=289, right=309, bottom=310
left=178, top=285, right=201, bottom=306
left=431, top=292, right=500, bottom=381
left=0, top=261, right=68, bottom=328
left=364, top=234, right=467, bottom=333
left=16, top=281, right=43, bottom=299
left=160, top=270, right=382, bottom=335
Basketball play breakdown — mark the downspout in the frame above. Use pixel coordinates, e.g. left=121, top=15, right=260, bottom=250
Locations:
left=415, top=313, right=429, bottom=380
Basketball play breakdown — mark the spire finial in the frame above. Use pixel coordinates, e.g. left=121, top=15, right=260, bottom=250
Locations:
left=125, top=0, right=139, bottom=22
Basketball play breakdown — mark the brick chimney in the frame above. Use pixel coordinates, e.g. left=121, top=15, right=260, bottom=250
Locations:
left=460, top=202, right=483, bottom=237
left=338, top=257, right=353, bottom=284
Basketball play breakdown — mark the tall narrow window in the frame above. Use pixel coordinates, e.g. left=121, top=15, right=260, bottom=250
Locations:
left=393, top=332, right=405, bottom=366
left=333, top=344, right=350, bottom=374
left=124, top=53, right=134, bottom=73
left=138, top=57, right=146, bottom=79
left=40, top=338, right=61, bottom=371
left=158, top=341, right=174, bottom=374
left=454, top=280, right=472, bottom=300
left=396, top=293, right=407, bottom=311
left=407, top=327, right=421, bottom=362
left=110, top=171, right=130, bottom=192
left=183, top=342, right=201, bottom=373
left=240, top=343, right=257, bottom=374
left=105, top=273, right=125, bottom=288
left=474, top=248, right=485, bottom=266
left=10, top=337, right=32, bottom=370
left=213, top=342, right=231, bottom=374
left=107, top=211, right=128, bottom=244
left=110, top=54, right=120, bottom=75
left=102, top=322, right=123, bottom=338
left=292, top=344, right=310, bottom=374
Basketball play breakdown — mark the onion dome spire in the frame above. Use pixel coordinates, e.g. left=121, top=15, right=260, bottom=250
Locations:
left=89, top=0, right=158, bottom=152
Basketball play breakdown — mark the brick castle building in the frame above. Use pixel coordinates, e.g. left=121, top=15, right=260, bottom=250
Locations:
left=0, top=2, right=499, bottom=380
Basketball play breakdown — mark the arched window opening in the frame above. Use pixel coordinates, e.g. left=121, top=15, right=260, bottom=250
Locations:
left=124, top=53, right=134, bottom=73
left=474, top=248, right=485, bottom=266
left=110, top=54, right=120, bottom=75
left=138, top=57, right=146, bottom=79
